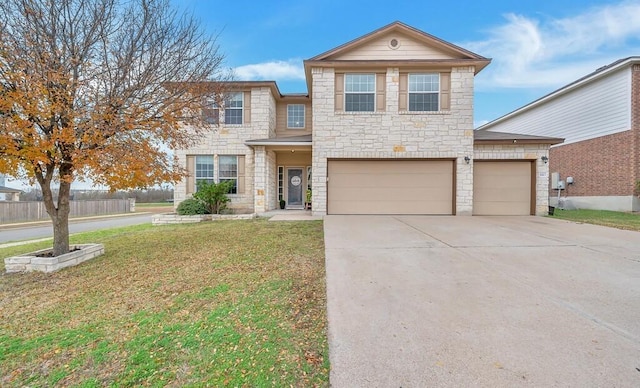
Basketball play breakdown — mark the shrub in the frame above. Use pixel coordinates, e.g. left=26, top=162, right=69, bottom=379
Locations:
left=193, top=180, right=234, bottom=214
left=176, top=198, right=209, bottom=215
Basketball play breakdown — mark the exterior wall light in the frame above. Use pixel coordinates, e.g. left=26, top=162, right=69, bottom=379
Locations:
left=541, top=156, right=549, bottom=164
left=464, top=156, right=471, bottom=164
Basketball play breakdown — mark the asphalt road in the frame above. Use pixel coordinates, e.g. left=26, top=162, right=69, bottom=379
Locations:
left=0, top=214, right=152, bottom=244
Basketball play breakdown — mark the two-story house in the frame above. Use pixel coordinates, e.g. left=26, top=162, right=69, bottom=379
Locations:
left=478, top=57, right=640, bottom=212
left=174, top=21, right=562, bottom=216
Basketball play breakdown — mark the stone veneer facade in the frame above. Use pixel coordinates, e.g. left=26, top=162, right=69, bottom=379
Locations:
left=174, top=87, right=277, bottom=213
left=473, top=144, right=550, bottom=215
left=311, top=66, right=476, bottom=215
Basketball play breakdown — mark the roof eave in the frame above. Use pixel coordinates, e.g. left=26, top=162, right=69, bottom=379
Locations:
left=477, top=56, right=640, bottom=130
left=474, top=138, right=565, bottom=146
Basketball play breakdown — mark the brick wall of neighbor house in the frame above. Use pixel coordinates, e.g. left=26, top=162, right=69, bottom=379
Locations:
left=474, top=144, right=550, bottom=215
left=549, top=130, right=636, bottom=197
left=174, top=87, right=275, bottom=213
left=632, top=64, right=640, bottom=195
left=311, top=66, right=476, bottom=216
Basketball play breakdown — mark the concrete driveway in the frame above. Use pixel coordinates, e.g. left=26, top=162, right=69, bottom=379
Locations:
left=324, top=216, right=640, bottom=387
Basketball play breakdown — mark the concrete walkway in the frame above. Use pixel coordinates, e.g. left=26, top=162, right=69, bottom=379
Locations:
left=324, top=215, right=640, bottom=387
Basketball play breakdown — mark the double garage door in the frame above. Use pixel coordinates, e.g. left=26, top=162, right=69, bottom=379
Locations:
left=327, top=159, right=533, bottom=215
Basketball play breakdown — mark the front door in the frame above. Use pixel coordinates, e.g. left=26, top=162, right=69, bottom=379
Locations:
left=287, top=168, right=304, bottom=208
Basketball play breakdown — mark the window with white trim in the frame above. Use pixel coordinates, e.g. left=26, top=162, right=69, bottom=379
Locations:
left=195, top=155, right=214, bottom=191
left=224, top=93, right=243, bottom=125
left=278, top=166, right=284, bottom=200
left=409, top=73, right=439, bottom=111
left=218, top=155, right=238, bottom=194
left=202, top=98, right=219, bottom=124
left=287, top=104, right=305, bottom=128
left=345, top=74, right=375, bottom=112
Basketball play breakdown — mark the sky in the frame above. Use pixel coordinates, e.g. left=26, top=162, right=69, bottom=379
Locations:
left=173, top=0, right=640, bottom=127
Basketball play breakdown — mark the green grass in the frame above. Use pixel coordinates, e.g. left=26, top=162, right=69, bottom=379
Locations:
left=0, top=220, right=328, bottom=386
left=550, top=208, right=640, bottom=231
left=136, top=202, right=173, bottom=207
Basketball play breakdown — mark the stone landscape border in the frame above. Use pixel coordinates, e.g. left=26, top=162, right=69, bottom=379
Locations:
left=152, top=212, right=257, bottom=225
left=4, top=243, right=105, bottom=273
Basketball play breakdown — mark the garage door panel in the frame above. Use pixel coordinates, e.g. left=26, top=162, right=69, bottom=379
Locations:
left=331, top=187, right=453, bottom=201
left=328, top=160, right=454, bottom=215
left=331, top=200, right=453, bottom=215
left=473, top=162, right=532, bottom=216
left=330, top=173, right=452, bottom=188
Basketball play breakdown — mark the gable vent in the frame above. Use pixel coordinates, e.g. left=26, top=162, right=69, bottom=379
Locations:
left=388, top=38, right=400, bottom=49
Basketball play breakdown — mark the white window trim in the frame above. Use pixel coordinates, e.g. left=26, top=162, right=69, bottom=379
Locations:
left=286, top=104, right=305, bottom=129
left=218, top=154, right=239, bottom=195
left=224, top=92, right=244, bottom=125
left=408, top=73, right=440, bottom=112
left=195, top=155, right=215, bottom=192
left=344, top=73, right=376, bottom=112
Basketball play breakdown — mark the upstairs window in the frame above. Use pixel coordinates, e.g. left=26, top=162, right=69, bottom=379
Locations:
left=287, top=104, right=305, bottom=128
left=218, top=155, right=238, bottom=194
left=224, top=92, right=243, bottom=125
left=409, top=73, right=439, bottom=111
left=195, top=155, right=214, bottom=190
left=345, top=74, right=375, bottom=112
left=202, top=98, right=219, bottom=124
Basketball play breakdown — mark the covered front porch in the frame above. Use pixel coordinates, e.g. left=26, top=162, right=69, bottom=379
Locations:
left=245, top=135, right=312, bottom=213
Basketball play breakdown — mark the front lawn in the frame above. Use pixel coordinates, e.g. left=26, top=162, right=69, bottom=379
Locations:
left=551, top=208, right=640, bottom=232
left=0, top=220, right=328, bottom=386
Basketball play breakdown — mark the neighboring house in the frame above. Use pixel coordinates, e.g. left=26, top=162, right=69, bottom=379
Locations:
left=0, top=174, right=21, bottom=201
left=175, top=21, right=562, bottom=216
left=478, top=57, right=640, bottom=212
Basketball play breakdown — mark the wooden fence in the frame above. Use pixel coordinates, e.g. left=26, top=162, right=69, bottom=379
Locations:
left=0, top=199, right=133, bottom=224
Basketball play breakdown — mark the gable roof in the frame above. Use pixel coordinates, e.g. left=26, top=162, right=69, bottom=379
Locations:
left=303, top=21, right=491, bottom=93
left=307, top=21, right=489, bottom=64
left=477, top=56, right=640, bottom=131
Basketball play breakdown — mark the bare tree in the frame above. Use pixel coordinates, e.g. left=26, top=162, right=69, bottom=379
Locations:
left=0, top=0, right=229, bottom=256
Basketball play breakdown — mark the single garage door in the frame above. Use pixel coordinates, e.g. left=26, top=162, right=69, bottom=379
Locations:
left=473, top=161, right=533, bottom=215
left=327, top=160, right=454, bottom=215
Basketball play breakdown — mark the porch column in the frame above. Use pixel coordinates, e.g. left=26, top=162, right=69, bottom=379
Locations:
left=254, top=146, right=267, bottom=213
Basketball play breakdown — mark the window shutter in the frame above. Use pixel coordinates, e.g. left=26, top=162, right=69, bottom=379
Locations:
left=440, top=72, right=451, bottom=111
left=244, top=91, right=251, bottom=124
left=237, top=155, right=246, bottom=194
left=334, top=73, right=344, bottom=111
left=186, top=156, right=195, bottom=194
left=399, top=73, right=408, bottom=111
left=376, top=73, right=386, bottom=112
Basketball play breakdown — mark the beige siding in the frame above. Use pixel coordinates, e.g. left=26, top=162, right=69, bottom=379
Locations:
left=473, top=161, right=532, bottom=215
left=275, top=101, right=312, bottom=136
left=330, top=32, right=462, bottom=60
left=327, top=160, right=454, bottom=215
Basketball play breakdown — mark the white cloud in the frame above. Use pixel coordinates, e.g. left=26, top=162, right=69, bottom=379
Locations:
left=466, top=1, right=640, bottom=89
left=234, top=59, right=305, bottom=81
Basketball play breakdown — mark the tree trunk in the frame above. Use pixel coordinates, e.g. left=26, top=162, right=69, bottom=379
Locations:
left=40, top=175, right=72, bottom=257
left=51, top=207, right=70, bottom=256
left=52, top=180, right=72, bottom=256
